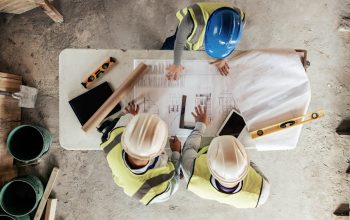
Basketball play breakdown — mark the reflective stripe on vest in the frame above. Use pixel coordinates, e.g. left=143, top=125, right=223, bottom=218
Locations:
left=187, top=146, right=263, bottom=208
left=176, top=3, right=244, bottom=50
left=100, top=127, right=175, bottom=205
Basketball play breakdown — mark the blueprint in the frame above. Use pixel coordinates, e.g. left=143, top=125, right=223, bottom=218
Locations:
left=133, top=49, right=311, bottom=150
left=133, top=59, right=236, bottom=137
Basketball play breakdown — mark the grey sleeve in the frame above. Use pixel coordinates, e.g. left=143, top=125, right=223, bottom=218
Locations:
left=171, top=151, right=181, bottom=175
left=174, top=14, right=193, bottom=65
left=113, top=113, right=133, bottom=128
left=181, top=122, right=206, bottom=179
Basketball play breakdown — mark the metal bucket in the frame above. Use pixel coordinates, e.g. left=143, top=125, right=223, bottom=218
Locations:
left=0, top=176, right=43, bottom=217
left=6, top=125, right=52, bottom=163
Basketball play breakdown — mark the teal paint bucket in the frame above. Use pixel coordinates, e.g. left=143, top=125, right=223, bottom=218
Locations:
left=6, top=125, right=52, bottom=163
left=0, top=213, right=30, bottom=220
left=0, top=176, right=43, bottom=217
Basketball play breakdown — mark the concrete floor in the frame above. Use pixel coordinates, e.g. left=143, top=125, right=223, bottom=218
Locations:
left=0, top=0, right=349, bottom=219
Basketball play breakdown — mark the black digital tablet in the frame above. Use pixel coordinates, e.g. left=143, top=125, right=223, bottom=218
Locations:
left=216, top=109, right=246, bottom=137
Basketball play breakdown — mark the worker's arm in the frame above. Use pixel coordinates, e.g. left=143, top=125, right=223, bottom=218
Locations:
left=251, top=162, right=270, bottom=207
left=181, top=122, right=206, bottom=180
left=181, top=105, right=208, bottom=181
left=113, top=113, right=133, bottom=128
left=166, top=14, right=193, bottom=80
left=113, top=101, right=139, bottom=128
left=174, top=14, right=193, bottom=65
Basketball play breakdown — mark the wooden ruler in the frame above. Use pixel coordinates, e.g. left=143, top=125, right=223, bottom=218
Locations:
left=250, top=110, right=325, bottom=139
left=34, top=167, right=60, bottom=220
left=82, top=63, right=148, bottom=133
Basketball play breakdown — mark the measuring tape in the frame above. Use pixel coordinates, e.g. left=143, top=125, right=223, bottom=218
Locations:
left=250, top=110, right=325, bottom=139
left=81, top=57, right=117, bottom=88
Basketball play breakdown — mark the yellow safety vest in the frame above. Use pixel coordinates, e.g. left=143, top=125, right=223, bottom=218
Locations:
left=100, top=127, right=175, bottom=205
left=187, top=146, right=263, bottom=208
left=176, top=2, right=245, bottom=50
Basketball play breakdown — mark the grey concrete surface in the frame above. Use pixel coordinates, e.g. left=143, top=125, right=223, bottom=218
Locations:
left=0, top=0, right=349, bottom=219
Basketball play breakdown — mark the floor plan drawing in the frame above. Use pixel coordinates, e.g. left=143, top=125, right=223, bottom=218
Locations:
left=133, top=59, right=235, bottom=137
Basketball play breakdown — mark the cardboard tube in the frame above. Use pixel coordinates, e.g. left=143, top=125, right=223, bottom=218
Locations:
left=82, top=63, right=148, bottom=133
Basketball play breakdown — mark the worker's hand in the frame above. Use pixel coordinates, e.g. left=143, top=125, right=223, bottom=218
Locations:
left=191, top=105, right=208, bottom=125
left=125, top=101, right=139, bottom=116
left=169, top=136, right=181, bottom=153
left=210, top=59, right=230, bottom=76
left=166, top=64, right=184, bottom=80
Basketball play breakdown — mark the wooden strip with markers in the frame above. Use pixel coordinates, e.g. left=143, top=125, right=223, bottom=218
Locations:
left=250, top=110, right=325, bottom=139
left=81, top=57, right=117, bottom=88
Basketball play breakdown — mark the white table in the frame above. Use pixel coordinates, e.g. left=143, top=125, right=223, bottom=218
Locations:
left=59, top=49, right=310, bottom=151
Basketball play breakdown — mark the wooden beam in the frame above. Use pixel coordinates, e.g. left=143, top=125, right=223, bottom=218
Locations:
left=0, top=72, right=21, bottom=92
left=35, top=0, right=63, bottom=23
left=44, top=198, right=57, bottom=220
left=0, top=0, right=37, bottom=14
left=34, top=167, right=60, bottom=220
left=0, top=72, right=21, bottom=187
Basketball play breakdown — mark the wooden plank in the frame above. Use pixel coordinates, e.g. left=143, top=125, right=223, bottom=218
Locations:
left=35, top=0, right=63, bottom=23
left=0, top=0, right=15, bottom=11
left=7, top=4, right=37, bottom=14
left=0, top=72, right=22, bottom=81
left=0, top=72, right=20, bottom=187
left=0, top=78, right=21, bottom=92
left=44, top=199, right=57, bottom=220
left=0, top=148, right=13, bottom=170
left=0, top=0, right=36, bottom=14
left=0, top=72, right=21, bottom=92
left=0, top=121, right=20, bottom=149
left=34, top=167, right=60, bottom=220
left=0, top=96, right=21, bottom=122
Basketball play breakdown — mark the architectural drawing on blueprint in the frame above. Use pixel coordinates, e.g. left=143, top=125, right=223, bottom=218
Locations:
left=218, top=93, right=236, bottom=114
left=140, top=96, right=159, bottom=115
left=195, top=93, right=213, bottom=122
left=133, top=59, right=236, bottom=137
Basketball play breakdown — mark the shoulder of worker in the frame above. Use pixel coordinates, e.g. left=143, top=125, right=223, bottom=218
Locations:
left=154, top=150, right=170, bottom=168
left=113, top=113, right=134, bottom=128
left=178, top=12, right=194, bottom=31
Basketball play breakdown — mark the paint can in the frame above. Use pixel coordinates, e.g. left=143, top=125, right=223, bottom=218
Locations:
left=0, top=176, right=43, bottom=217
left=0, top=213, right=30, bottom=220
left=6, top=125, right=52, bottom=163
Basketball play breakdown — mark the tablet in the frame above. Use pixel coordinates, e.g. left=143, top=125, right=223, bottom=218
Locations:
left=216, top=109, right=246, bottom=137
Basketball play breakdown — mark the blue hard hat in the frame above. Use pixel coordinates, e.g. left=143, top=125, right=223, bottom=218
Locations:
left=204, top=7, right=244, bottom=59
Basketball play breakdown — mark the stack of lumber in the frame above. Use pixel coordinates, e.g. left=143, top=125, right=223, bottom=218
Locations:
left=0, top=72, right=21, bottom=186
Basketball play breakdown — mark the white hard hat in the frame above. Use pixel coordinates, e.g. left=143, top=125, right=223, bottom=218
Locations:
left=121, top=113, right=168, bottom=160
left=207, top=136, right=249, bottom=185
